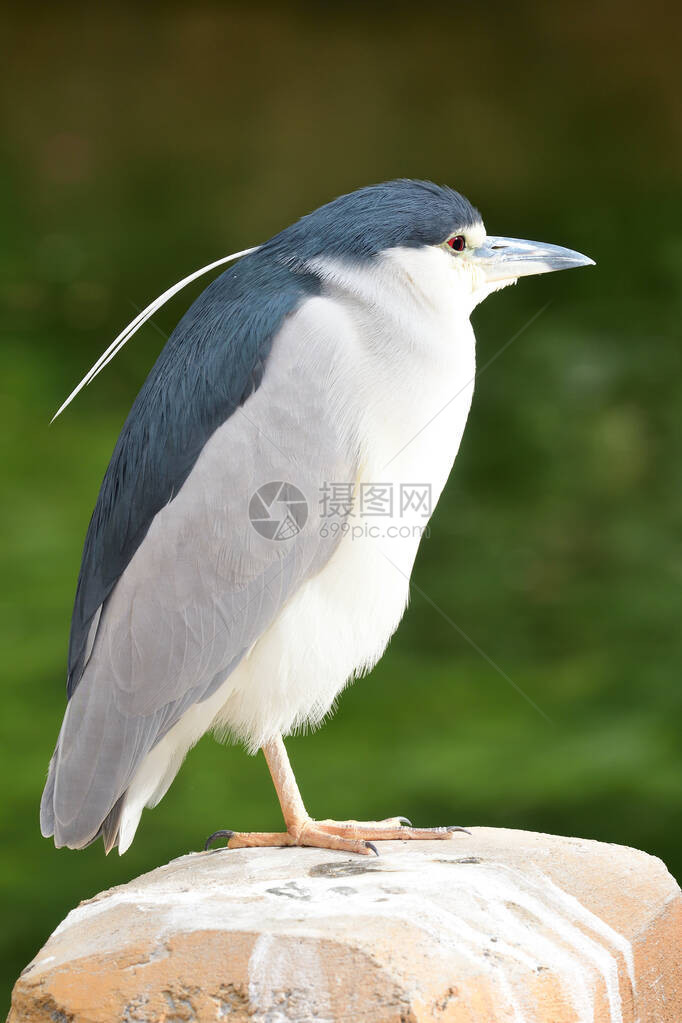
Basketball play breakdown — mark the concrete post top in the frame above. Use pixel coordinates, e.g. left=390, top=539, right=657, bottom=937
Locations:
left=9, top=827, right=682, bottom=1022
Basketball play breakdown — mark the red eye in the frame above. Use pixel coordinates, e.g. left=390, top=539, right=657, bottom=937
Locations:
left=447, top=235, right=466, bottom=252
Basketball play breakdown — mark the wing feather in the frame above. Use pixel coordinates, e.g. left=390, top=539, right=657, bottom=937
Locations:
left=66, top=249, right=319, bottom=696
left=42, top=291, right=356, bottom=849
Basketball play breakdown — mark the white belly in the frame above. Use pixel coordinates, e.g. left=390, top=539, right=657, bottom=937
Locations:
left=213, top=310, right=476, bottom=748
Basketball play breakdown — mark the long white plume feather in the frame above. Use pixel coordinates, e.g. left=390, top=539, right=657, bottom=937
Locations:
left=51, top=246, right=259, bottom=422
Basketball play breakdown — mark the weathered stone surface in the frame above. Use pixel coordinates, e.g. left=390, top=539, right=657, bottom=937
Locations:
left=8, top=827, right=682, bottom=1022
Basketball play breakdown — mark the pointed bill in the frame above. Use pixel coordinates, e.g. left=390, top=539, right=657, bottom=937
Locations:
left=473, top=236, right=595, bottom=283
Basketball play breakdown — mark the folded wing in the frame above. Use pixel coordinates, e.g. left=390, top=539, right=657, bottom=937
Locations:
left=42, top=254, right=354, bottom=849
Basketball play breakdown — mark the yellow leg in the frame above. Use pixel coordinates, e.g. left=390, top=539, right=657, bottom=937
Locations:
left=205, top=735, right=468, bottom=856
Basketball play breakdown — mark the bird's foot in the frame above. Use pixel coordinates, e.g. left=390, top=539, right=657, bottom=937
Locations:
left=204, top=817, right=468, bottom=856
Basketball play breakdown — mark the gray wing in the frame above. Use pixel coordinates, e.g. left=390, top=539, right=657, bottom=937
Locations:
left=42, top=298, right=356, bottom=848
left=66, top=247, right=318, bottom=696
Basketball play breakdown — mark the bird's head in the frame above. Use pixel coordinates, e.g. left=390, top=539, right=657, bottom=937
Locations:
left=51, top=180, right=595, bottom=422
left=268, top=179, right=594, bottom=314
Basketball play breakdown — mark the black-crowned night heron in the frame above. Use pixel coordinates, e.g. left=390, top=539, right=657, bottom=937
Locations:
left=41, top=180, right=593, bottom=856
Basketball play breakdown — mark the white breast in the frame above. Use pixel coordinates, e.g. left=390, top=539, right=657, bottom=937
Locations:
left=215, top=246, right=477, bottom=745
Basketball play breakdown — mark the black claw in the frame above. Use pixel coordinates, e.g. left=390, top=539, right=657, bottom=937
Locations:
left=446, top=826, right=471, bottom=835
left=204, top=829, right=235, bottom=851
left=398, top=816, right=413, bottom=827
left=365, top=841, right=380, bottom=856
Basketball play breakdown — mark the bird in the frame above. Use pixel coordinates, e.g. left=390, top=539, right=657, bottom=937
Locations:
left=41, top=179, right=594, bottom=857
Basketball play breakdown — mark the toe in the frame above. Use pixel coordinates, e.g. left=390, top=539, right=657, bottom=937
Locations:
left=204, top=829, right=235, bottom=851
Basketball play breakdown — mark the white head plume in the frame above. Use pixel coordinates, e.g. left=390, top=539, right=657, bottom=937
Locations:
left=51, top=246, right=259, bottom=422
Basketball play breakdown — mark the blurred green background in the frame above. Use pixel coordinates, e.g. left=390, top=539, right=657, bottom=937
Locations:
left=1, top=0, right=680, bottom=1009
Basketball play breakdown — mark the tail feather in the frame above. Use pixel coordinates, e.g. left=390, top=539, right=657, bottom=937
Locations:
left=40, top=737, right=129, bottom=851
left=101, top=794, right=126, bottom=854
left=39, top=749, right=57, bottom=838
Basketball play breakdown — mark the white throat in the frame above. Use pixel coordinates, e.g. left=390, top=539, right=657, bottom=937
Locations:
left=309, top=245, right=478, bottom=501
